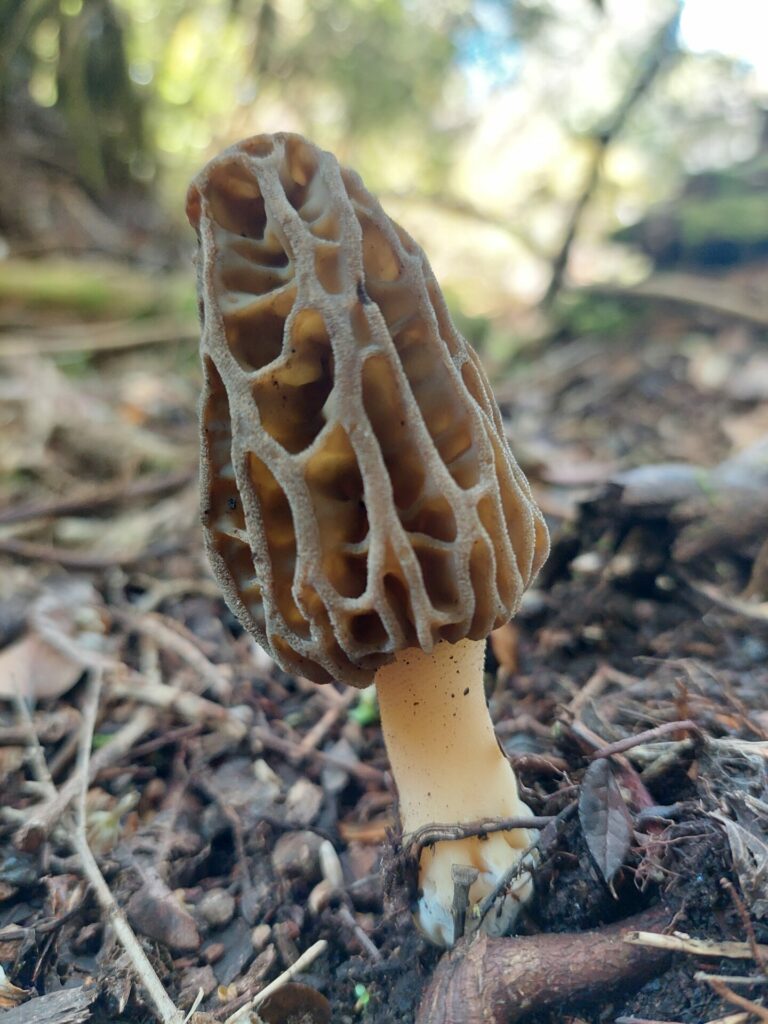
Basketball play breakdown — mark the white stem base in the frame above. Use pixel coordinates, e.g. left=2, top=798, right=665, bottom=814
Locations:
left=376, top=638, right=535, bottom=946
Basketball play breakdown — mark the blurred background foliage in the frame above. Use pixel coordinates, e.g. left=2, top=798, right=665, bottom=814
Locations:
left=0, top=0, right=766, bottom=329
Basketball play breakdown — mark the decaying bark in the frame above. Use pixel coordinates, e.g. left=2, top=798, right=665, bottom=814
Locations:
left=417, top=905, right=672, bottom=1024
left=0, top=985, right=98, bottom=1024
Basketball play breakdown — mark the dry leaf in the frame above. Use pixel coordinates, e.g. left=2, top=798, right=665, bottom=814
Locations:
left=579, top=758, right=634, bottom=889
left=711, top=796, right=768, bottom=919
left=258, top=982, right=331, bottom=1024
left=0, top=580, right=121, bottom=702
left=0, top=634, right=83, bottom=702
left=0, top=966, right=29, bottom=1009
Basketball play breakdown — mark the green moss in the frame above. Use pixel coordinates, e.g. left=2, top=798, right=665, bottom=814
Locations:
left=678, top=193, right=768, bottom=247
left=0, top=258, right=195, bottom=320
left=554, top=292, right=639, bottom=337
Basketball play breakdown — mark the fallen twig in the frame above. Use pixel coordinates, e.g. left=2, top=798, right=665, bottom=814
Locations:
left=337, top=903, right=382, bottom=962
left=0, top=470, right=194, bottom=526
left=251, top=725, right=384, bottom=785
left=615, top=1017, right=687, bottom=1024
left=589, top=720, right=701, bottom=760
left=14, top=681, right=184, bottom=1023
left=695, top=972, right=768, bottom=987
left=224, top=939, right=328, bottom=1024
left=566, top=662, right=639, bottom=716
left=721, top=877, right=768, bottom=977
left=294, top=688, right=357, bottom=758
left=0, top=316, right=197, bottom=358
left=14, top=705, right=156, bottom=851
left=0, top=536, right=163, bottom=569
left=113, top=608, right=231, bottom=699
left=406, top=814, right=555, bottom=867
left=691, top=578, right=768, bottom=623
left=108, top=673, right=247, bottom=740
left=624, top=931, right=768, bottom=960
left=705, top=976, right=768, bottom=1023
left=616, top=1016, right=751, bottom=1024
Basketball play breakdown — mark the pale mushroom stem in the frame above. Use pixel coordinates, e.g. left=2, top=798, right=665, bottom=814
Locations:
left=375, top=637, right=535, bottom=947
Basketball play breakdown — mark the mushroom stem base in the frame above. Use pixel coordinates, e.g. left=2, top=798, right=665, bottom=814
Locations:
left=376, top=638, right=535, bottom=946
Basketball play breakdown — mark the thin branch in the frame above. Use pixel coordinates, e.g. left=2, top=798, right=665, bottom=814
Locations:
left=474, top=800, right=578, bottom=930
left=695, top=972, right=768, bottom=987
left=0, top=317, right=197, bottom=358
left=250, top=724, right=384, bottom=785
left=73, top=672, right=104, bottom=833
left=0, top=536, right=161, bottom=569
left=406, top=814, right=555, bottom=867
left=108, top=673, right=247, bottom=739
left=721, top=877, right=768, bottom=977
left=625, top=931, right=768, bottom=960
left=14, top=679, right=184, bottom=1024
left=589, top=720, right=701, bottom=759
left=112, top=607, right=232, bottom=699
left=14, top=705, right=156, bottom=851
left=0, top=469, right=193, bottom=526
left=705, top=977, right=768, bottom=1023
left=541, top=9, right=681, bottom=308
left=224, top=939, right=328, bottom=1024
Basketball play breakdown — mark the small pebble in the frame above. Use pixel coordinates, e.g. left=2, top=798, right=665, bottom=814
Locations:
left=199, top=888, right=236, bottom=928
left=254, top=759, right=281, bottom=786
left=319, top=840, right=344, bottom=889
left=231, top=703, right=254, bottom=724
left=308, top=879, right=335, bottom=915
left=271, top=830, right=323, bottom=882
left=285, top=778, right=323, bottom=826
left=251, top=923, right=272, bottom=951
left=582, top=624, right=605, bottom=642
left=571, top=551, right=604, bottom=576
left=203, top=941, right=225, bottom=964
left=321, top=737, right=358, bottom=793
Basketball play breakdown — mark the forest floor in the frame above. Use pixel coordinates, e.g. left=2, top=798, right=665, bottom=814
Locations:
left=0, top=258, right=767, bottom=1024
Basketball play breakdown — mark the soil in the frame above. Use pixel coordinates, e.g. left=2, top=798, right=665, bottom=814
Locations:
left=1, top=261, right=767, bottom=1023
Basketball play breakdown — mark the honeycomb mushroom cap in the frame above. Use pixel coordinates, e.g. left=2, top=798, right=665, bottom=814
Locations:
left=187, top=132, right=549, bottom=687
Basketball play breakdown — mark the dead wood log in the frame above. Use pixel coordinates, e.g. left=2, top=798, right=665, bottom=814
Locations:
left=416, top=905, right=672, bottom=1024
left=0, top=985, right=99, bottom=1024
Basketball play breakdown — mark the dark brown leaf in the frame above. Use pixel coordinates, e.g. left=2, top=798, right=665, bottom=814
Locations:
left=126, top=872, right=200, bottom=953
left=0, top=966, right=30, bottom=1009
left=578, top=758, right=634, bottom=887
left=258, top=982, right=331, bottom=1024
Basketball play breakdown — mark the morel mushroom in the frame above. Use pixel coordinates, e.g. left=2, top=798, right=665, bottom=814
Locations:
left=187, top=133, right=549, bottom=946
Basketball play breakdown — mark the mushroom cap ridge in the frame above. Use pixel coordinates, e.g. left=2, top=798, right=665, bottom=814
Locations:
left=188, top=132, right=549, bottom=686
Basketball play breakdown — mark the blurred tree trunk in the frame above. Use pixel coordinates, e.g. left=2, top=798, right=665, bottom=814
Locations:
left=0, top=0, right=148, bottom=197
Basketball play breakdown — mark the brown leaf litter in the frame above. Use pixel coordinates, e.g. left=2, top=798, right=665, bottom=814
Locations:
left=0, top=270, right=767, bottom=1023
